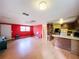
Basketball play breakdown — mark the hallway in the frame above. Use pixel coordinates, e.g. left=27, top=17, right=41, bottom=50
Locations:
left=0, top=37, right=79, bottom=59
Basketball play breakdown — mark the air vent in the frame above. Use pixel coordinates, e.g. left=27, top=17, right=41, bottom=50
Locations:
left=23, top=12, right=29, bottom=16
left=30, top=20, right=36, bottom=23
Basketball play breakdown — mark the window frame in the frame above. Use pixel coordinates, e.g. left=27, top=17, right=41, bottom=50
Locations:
left=20, top=26, right=30, bottom=32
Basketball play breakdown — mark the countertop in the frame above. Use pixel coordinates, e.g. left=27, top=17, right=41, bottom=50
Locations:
left=52, top=35, right=79, bottom=40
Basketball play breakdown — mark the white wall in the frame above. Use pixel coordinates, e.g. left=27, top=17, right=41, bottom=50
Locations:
left=0, top=24, right=1, bottom=35
left=1, top=24, right=12, bottom=40
left=42, top=24, right=47, bottom=40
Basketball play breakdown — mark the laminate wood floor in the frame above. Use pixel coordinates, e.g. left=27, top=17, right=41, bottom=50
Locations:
left=0, top=37, right=43, bottom=59
left=0, top=37, right=79, bottom=59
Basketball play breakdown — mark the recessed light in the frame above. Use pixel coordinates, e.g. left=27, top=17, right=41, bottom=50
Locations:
left=59, top=18, right=64, bottom=24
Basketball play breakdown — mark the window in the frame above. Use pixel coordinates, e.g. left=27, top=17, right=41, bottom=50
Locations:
left=20, top=26, right=30, bottom=32
left=20, top=26, right=26, bottom=31
left=25, top=26, right=30, bottom=31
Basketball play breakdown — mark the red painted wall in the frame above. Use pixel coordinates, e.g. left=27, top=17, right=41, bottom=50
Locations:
left=33, top=25, right=42, bottom=38
left=12, top=24, right=34, bottom=39
left=0, top=23, right=42, bottom=39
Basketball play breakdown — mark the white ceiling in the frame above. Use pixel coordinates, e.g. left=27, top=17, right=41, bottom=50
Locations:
left=0, top=0, right=79, bottom=25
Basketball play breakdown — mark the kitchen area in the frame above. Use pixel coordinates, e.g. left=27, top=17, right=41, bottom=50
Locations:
left=47, top=16, right=79, bottom=56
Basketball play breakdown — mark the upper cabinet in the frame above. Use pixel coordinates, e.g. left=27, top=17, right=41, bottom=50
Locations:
left=67, top=16, right=79, bottom=30
left=47, top=23, right=53, bottom=35
left=67, top=22, right=75, bottom=30
left=61, top=24, right=68, bottom=29
left=74, top=16, right=79, bottom=30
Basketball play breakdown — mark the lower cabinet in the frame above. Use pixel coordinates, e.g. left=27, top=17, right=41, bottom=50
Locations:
left=54, top=37, right=79, bottom=56
left=54, top=37, right=71, bottom=51
left=71, top=40, right=79, bottom=55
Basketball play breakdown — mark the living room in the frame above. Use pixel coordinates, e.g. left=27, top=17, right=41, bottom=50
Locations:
left=0, top=0, right=79, bottom=59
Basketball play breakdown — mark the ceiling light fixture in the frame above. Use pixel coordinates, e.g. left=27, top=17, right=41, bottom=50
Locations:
left=59, top=18, right=64, bottom=24
left=39, top=1, right=47, bottom=10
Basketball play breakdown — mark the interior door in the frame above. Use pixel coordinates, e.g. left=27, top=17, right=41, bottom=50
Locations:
left=1, top=24, right=12, bottom=40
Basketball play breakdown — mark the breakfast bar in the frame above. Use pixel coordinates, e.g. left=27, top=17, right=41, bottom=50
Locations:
left=52, top=35, right=79, bottom=55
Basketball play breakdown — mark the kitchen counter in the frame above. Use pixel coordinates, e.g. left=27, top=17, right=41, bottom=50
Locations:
left=52, top=35, right=79, bottom=40
left=52, top=34, right=79, bottom=56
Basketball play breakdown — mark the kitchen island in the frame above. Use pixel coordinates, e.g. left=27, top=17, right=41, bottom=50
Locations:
left=52, top=35, right=79, bottom=55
